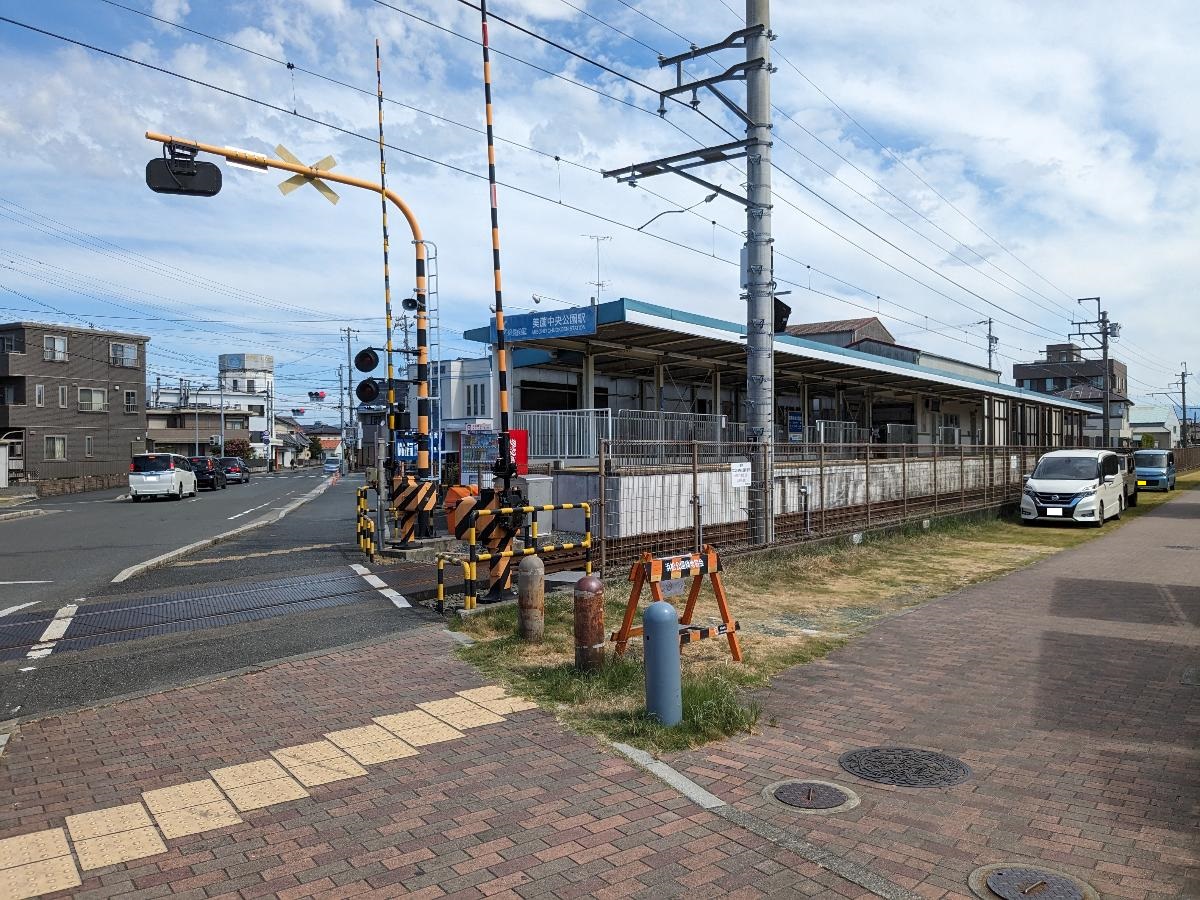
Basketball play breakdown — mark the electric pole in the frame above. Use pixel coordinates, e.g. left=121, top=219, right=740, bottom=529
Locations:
left=582, top=234, right=611, bottom=304
left=1171, top=364, right=1190, bottom=447
left=986, top=318, right=996, bottom=371
left=1071, top=298, right=1119, bottom=448
left=338, top=364, right=346, bottom=463
left=602, top=0, right=777, bottom=544
left=341, top=327, right=359, bottom=466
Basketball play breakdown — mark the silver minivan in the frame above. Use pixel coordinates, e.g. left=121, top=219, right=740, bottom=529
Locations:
left=1020, top=449, right=1125, bottom=527
left=129, top=453, right=199, bottom=502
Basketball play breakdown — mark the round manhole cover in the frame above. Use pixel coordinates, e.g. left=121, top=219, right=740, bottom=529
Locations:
left=772, top=781, right=848, bottom=810
left=985, top=868, right=1084, bottom=900
left=838, top=746, right=971, bottom=788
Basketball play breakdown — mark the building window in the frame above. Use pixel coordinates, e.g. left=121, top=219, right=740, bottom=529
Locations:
left=124, top=390, right=137, bottom=413
left=85, top=435, right=94, bottom=458
left=232, top=378, right=239, bottom=391
left=109, top=342, right=138, bottom=367
left=0, top=333, right=17, bottom=353
left=35, top=384, right=45, bottom=407
left=246, top=379, right=256, bottom=393
left=44, top=435, right=66, bottom=460
left=58, top=385, right=68, bottom=408
left=1, top=384, right=14, bottom=405
left=43, top=334, right=68, bottom=362
left=78, top=387, right=108, bottom=412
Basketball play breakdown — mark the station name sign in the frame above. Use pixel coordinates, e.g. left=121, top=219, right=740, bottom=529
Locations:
left=490, top=306, right=597, bottom=343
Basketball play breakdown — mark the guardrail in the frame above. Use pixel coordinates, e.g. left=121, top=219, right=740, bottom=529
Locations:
left=355, top=486, right=376, bottom=562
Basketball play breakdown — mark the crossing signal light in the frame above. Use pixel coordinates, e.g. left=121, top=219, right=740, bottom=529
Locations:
left=354, top=348, right=380, bottom=372
left=356, top=378, right=385, bottom=404
left=145, top=157, right=222, bottom=197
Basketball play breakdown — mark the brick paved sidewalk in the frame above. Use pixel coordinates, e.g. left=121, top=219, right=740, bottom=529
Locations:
left=0, top=624, right=885, bottom=900
left=666, top=489, right=1200, bottom=899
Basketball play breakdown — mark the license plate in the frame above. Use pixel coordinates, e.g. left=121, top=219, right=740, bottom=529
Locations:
left=1137, top=480, right=1147, bottom=486
left=1046, top=508, right=1063, bottom=517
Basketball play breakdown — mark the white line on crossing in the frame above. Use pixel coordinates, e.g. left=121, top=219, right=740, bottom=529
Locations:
left=25, top=600, right=81, bottom=662
left=228, top=501, right=273, bottom=520
left=348, top=564, right=410, bottom=609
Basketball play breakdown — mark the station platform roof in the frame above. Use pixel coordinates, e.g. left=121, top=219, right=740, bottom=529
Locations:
left=464, top=297, right=1095, bottom=413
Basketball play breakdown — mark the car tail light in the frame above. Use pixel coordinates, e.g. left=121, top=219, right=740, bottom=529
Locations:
left=129, top=462, right=135, bottom=472
left=169, top=460, right=175, bottom=469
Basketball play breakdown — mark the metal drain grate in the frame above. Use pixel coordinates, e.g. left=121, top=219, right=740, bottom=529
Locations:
left=1182, top=666, right=1200, bottom=686
left=985, top=868, right=1084, bottom=900
left=839, top=746, right=971, bottom=788
left=772, top=781, right=848, bottom=810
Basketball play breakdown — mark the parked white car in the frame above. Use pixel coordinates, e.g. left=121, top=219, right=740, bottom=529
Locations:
left=129, top=453, right=199, bottom=502
left=1020, top=449, right=1125, bottom=527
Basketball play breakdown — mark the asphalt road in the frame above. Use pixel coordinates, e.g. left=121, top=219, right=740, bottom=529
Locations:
left=0, top=469, right=333, bottom=615
left=0, top=471, right=441, bottom=720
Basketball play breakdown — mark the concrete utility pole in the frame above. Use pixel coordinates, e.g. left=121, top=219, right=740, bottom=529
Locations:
left=338, top=364, right=346, bottom=462
left=342, top=327, right=359, bottom=465
left=1072, top=298, right=1118, bottom=448
left=1172, top=364, right=1190, bottom=447
left=602, top=0, right=778, bottom=544
left=744, top=0, right=775, bottom=542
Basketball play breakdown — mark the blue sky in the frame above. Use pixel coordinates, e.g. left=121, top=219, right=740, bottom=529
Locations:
left=0, top=0, right=1195, bottom=419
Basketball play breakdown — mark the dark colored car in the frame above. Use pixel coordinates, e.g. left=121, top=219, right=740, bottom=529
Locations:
left=189, top=456, right=228, bottom=490
left=218, top=456, right=251, bottom=484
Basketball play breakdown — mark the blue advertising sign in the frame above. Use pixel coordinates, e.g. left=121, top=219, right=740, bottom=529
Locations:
left=787, top=411, right=806, bottom=442
left=490, top=306, right=596, bottom=342
left=395, top=433, right=440, bottom=463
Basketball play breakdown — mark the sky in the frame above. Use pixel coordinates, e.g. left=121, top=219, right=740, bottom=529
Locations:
left=0, top=0, right=1196, bottom=422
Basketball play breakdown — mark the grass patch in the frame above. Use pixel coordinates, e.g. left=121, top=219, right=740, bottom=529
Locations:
left=452, top=472, right=1198, bottom=753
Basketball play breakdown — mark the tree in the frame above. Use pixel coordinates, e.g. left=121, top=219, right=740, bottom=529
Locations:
left=1139, top=433, right=1156, bottom=448
left=308, top=435, right=323, bottom=459
left=223, top=438, right=252, bottom=458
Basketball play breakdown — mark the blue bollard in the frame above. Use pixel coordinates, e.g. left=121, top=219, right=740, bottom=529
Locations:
left=644, top=600, right=682, bottom=726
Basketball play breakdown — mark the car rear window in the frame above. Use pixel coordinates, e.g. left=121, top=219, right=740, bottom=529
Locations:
left=219, top=457, right=239, bottom=465
left=190, top=457, right=211, bottom=469
left=1032, top=457, right=1100, bottom=480
left=131, top=455, right=171, bottom=472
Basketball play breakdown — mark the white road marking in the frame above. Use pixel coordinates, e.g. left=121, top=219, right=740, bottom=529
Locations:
left=0, top=602, right=39, bottom=618
left=25, top=601, right=80, bottom=661
left=0, top=581, right=52, bottom=585
left=348, top=564, right=410, bottom=609
left=228, top=501, right=273, bottom=520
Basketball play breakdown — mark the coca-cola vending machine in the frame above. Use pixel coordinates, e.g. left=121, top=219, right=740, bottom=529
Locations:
left=509, top=429, right=529, bottom=476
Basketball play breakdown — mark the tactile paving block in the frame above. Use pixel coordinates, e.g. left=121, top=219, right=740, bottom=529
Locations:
left=0, top=828, right=70, bottom=868
left=272, top=740, right=345, bottom=767
left=416, top=697, right=505, bottom=729
left=325, top=724, right=395, bottom=749
left=142, top=779, right=225, bottom=814
left=152, top=800, right=242, bottom=839
left=340, top=737, right=418, bottom=765
left=73, top=826, right=167, bottom=871
left=374, top=709, right=467, bottom=745
left=283, top=755, right=368, bottom=787
left=66, top=803, right=153, bottom=842
left=211, top=759, right=292, bottom=791
left=222, top=776, right=309, bottom=811
left=0, top=855, right=80, bottom=900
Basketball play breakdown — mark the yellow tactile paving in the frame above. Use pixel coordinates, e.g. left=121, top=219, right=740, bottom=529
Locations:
left=375, top=709, right=468, bottom=745
left=469, top=695, right=539, bottom=715
left=153, top=800, right=242, bottom=839
left=340, top=737, right=418, bottom=765
left=0, top=854, right=80, bottom=900
left=222, top=776, right=309, bottom=811
left=456, top=685, right=509, bottom=702
left=211, top=759, right=292, bottom=791
left=73, top=825, right=167, bottom=871
left=418, top=696, right=506, bottom=729
left=66, top=802, right=154, bottom=842
left=283, top=755, right=369, bottom=787
left=272, top=740, right=345, bottom=767
left=0, top=828, right=71, bottom=869
left=142, top=778, right=225, bottom=814
left=325, top=724, right=396, bottom=748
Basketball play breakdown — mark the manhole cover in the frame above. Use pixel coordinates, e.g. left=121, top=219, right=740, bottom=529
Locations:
left=1182, top=666, right=1200, bottom=686
left=839, top=746, right=971, bottom=788
left=773, top=781, right=848, bottom=809
left=985, top=868, right=1084, bottom=899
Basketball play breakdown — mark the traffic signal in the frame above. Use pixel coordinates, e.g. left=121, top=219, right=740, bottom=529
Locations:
left=145, top=157, right=222, bottom=197
left=291, top=408, right=306, bottom=416
left=307, top=391, right=327, bottom=402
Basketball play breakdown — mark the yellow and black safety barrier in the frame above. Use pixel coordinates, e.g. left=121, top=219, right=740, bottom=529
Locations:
left=459, top=503, right=592, bottom=610
left=356, top=486, right=377, bottom=562
left=391, top=475, right=439, bottom=545
left=436, top=554, right=472, bottom=616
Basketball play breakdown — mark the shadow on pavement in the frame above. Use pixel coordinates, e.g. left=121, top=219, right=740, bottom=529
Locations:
left=1053, top=577, right=1200, bottom=626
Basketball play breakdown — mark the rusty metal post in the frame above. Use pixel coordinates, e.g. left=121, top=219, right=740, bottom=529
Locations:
left=517, top=554, right=544, bottom=642
left=691, top=440, right=701, bottom=552
left=598, top=438, right=607, bottom=580
left=818, top=441, right=826, bottom=536
left=901, top=443, right=908, bottom=520
left=573, top=575, right=605, bottom=672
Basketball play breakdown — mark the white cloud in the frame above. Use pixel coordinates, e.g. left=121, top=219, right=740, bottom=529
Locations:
left=149, top=0, right=190, bottom=25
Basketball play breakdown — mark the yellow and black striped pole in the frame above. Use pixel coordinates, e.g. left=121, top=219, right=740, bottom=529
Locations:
left=479, top=0, right=514, bottom=494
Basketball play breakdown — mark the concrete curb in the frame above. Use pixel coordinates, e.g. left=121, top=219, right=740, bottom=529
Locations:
left=0, top=508, right=52, bottom=523
left=111, top=476, right=335, bottom=583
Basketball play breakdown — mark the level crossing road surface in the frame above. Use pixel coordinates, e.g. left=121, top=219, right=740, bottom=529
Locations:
left=0, top=469, right=335, bottom=615
left=0, top=472, right=441, bottom=720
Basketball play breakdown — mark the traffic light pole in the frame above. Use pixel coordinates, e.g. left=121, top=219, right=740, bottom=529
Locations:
left=144, top=130, right=430, bottom=480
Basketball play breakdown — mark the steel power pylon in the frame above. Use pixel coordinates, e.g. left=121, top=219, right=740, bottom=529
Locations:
left=602, top=0, right=776, bottom=544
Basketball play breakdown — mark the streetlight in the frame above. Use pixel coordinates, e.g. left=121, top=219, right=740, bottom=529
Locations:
left=635, top=191, right=718, bottom=231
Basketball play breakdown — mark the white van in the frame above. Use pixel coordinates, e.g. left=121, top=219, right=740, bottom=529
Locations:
left=1020, top=449, right=1125, bottom=527
left=129, top=453, right=199, bottom=502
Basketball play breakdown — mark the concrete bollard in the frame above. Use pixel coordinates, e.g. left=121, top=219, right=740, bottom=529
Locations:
left=573, top=575, right=605, bottom=672
left=517, top=555, right=545, bottom=642
left=643, top=601, right=682, bottom=726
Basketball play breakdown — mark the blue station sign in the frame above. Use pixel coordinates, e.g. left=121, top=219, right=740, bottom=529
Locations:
left=490, top=305, right=596, bottom=342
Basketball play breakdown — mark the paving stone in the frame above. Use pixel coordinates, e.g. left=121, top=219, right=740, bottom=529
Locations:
left=374, top=710, right=466, bottom=746
left=0, top=854, right=81, bottom=899
left=66, top=803, right=155, bottom=842
left=417, top=698, right=505, bottom=730
left=74, top=825, right=168, bottom=871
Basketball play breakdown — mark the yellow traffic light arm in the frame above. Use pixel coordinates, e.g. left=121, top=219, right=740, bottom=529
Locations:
left=145, top=132, right=424, bottom=243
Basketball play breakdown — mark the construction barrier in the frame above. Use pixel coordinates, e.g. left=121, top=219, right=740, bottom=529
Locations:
left=391, top=474, right=439, bottom=545
left=356, top=486, right=377, bottom=562
left=454, top=503, right=593, bottom=610
left=611, top=545, right=742, bottom=662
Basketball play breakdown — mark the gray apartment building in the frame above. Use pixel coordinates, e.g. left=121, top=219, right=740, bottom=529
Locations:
left=0, top=322, right=149, bottom=481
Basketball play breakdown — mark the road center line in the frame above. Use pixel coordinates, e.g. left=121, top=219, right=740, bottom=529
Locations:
left=0, top=602, right=39, bottom=618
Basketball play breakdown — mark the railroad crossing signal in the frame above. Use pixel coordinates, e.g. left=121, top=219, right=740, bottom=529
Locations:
left=275, top=144, right=340, bottom=205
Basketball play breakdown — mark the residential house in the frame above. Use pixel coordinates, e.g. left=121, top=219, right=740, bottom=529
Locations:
left=1013, top=343, right=1131, bottom=446
left=0, top=321, right=149, bottom=482
left=1129, top=405, right=1181, bottom=449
